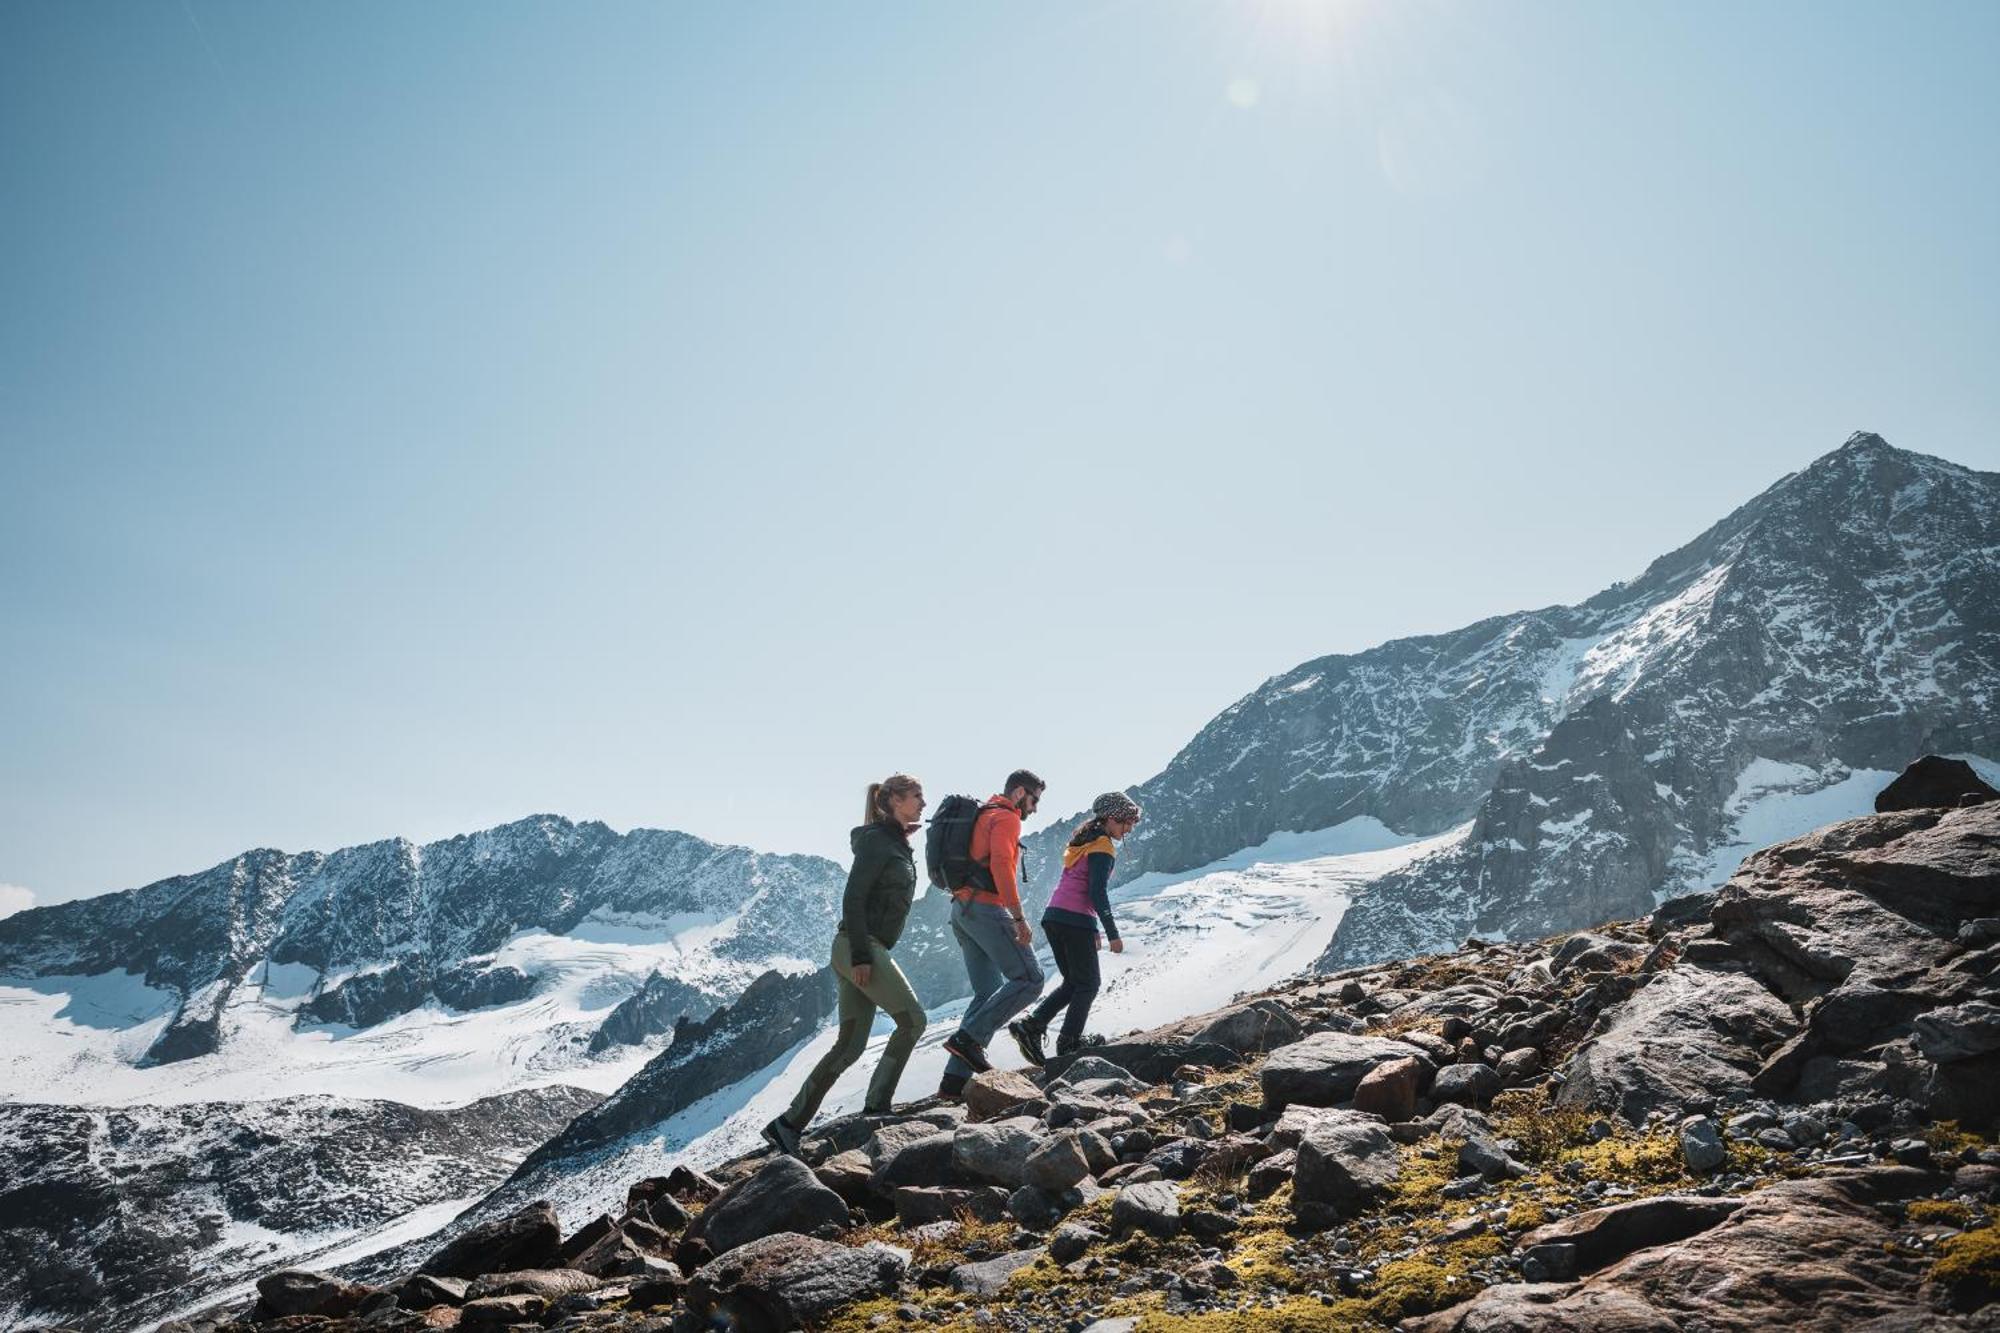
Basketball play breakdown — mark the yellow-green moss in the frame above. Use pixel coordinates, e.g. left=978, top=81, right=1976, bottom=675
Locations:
left=1924, top=1120, right=1988, bottom=1156
left=1503, top=1200, right=1550, bottom=1231
left=1907, top=1199, right=1973, bottom=1228
left=1562, top=1129, right=1686, bottom=1186
left=1932, top=1224, right=2000, bottom=1297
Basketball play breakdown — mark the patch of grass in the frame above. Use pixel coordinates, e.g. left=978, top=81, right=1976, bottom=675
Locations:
left=1489, top=1091, right=1598, bottom=1166
left=1502, top=1200, right=1550, bottom=1231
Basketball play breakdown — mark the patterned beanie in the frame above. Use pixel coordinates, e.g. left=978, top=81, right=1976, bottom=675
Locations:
left=1092, top=791, right=1143, bottom=824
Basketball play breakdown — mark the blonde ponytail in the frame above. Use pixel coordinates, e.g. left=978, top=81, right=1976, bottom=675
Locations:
left=865, top=773, right=922, bottom=826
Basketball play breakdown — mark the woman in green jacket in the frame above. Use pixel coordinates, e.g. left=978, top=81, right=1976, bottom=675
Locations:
left=763, top=773, right=928, bottom=1157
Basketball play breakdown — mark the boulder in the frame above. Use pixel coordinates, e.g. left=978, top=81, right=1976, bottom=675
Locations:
left=1874, top=756, right=1999, bottom=813
left=1405, top=1170, right=1942, bottom=1332
left=964, top=1069, right=1045, bottom=1122
left=684, top=1155, right=852, bottom=1259
left=1432, top=1063, right=1503, bottom=1107
left=419, top=1200, right=563, bottom=1279
left=1111, top=1180, right=1181, bottom=1239
left=1352, top=1055, right=1425, bottom=1121
left=460, top=1293, right=547, bottom=1326
left=1457, top=1134, right=1527, bottom=1181
left=1007, top=1184, right=1064, bottom=1230
left=1192, top=1000, right=1305, bottom=1055
left=394, top=1274, right=468, bottom=1311
left=1556, top=965, right=1794, bottom=1125
left=873, top=1131, right=967, bottom=1192
left=254, top=1270, right=374, bottom=1318
left=948, top=1247, right=1045, bottom=1295
left=952, top=1116, right=1045, bottom=1188
left=1496, top=1048, right=1543, bottom=1085
left=1679, top=1116, right=1726, bottom=1174
left=626, top=1164, right=721, bottom=1208
left=1259, top=1032, right=1430, bottom=1109
left=1520, top=1196, right=1743, bottom=1274
left=1049, top=1221, right=1104, bottom=1263
left=863, top=1120, right=942, bottom=1169
left=1292, top=1110, right=1400, bottom=1220
left=1023, top=1132, right=1093, bottom=1192
left=682, top=1231, right=906, bottom=1333
left=813, top=1147, right=876, bottom=1207
left=1912, top=1000, right=2000, bottom=1062
left=465, top=1269, right=604, bottom=1300
left=893, top=1186, right=1011, bottom=1226
left=1247, top=1149, right=1297, bottom=1200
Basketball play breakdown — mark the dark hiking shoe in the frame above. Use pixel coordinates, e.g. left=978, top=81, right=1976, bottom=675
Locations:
left=937, top=1071, right=969, bottom=1101
left=1007, top=1019, right=1047, bottom=1068
left=942, top=1030, right=992, bottom=1074
left=1055, top=1033, right=1106, bottom=1058
left=760, top=1115, right=803, bottom=1158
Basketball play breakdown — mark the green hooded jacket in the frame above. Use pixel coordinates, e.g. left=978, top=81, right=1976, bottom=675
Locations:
left=840, top=821, right=918, bottom=969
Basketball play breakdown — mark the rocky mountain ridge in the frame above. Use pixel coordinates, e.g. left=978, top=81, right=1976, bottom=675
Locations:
left=1020, top=433, right=2000, bottom=969
left=0, top=816, right=853, bottom=1069
left=135, top=764, right=1999, bottom=1333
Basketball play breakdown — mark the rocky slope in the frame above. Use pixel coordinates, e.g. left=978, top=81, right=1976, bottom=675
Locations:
left=146, top=768, right=1998, bottom=1333
left=1020, top=433, right=2000, bottom=968
left=0, top=1084, right=601, bottom=1333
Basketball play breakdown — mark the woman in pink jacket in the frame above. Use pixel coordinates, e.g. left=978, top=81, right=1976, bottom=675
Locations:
left=1007, top=791, right=1141, bottom=1066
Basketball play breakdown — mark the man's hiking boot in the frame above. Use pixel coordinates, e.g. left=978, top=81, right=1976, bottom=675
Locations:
left=1007, top=1019, right=1047, bottom=1068
left=1055, top=1032, right=1106, bottom=1058
left=760, top=1114, right=803, bottom=1158
left=942, top=1030, right=992, bottom=1074
left=937, top=1071, right=968, bottom=1101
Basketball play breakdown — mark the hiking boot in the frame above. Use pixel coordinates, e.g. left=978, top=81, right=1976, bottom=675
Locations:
left=1055, top=1032, right=1106, bottom=1058
left=942, top=1030, right=992, bottom=1074
left=760, top=1114, right=803, bottom=1158
left=937, top=1071, right=968, bottom=1102
left=1007, top=1019, right=1047, bottom=1068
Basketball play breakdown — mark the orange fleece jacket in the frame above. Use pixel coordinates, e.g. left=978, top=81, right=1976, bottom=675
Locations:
left=967, top=794, right=1025, bottom=915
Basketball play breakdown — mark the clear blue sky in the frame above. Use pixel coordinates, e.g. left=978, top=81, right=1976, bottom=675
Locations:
left=4, top=1, right=1997, bottom=910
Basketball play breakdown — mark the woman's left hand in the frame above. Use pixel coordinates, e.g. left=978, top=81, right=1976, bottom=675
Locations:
left=1108, top=938, right=1125, bottom=954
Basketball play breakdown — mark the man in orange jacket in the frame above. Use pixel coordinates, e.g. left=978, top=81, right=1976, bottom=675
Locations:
left=938, top=768, right=1049, bottom=1098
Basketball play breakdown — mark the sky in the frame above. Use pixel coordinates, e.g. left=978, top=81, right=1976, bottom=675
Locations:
left=3, top=1, right=1997, bottom=911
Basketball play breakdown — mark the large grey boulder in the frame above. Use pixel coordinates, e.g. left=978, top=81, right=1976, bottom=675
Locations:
left=1556, top=965, right=1795, bottom=1125
left=684, top=1156, right=852, bottom=1258
left=1292, top=1110, right=1400, bottom=1221
left=1111, top=1180, right=1181, bottom=1239
left=419, top=1200, right=562, bottom=1278
left=1023, top=1131, right=1093, bottom=1192
left=1912, top=1000, right=2000, bottom=1062
left=1193, top=999, right=1305, bottom=1055
left=254, top=1270, right=374, bottom=1318
left=681, top=1232, right=906, bottom=1333
left=952, top=1116, right=1046, bottom=1188
left=1259, top=1033, right=1431, bottom=1109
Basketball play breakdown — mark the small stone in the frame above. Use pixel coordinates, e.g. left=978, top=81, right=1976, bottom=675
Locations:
left=1680, top=1116, right=1727, bottom=1174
